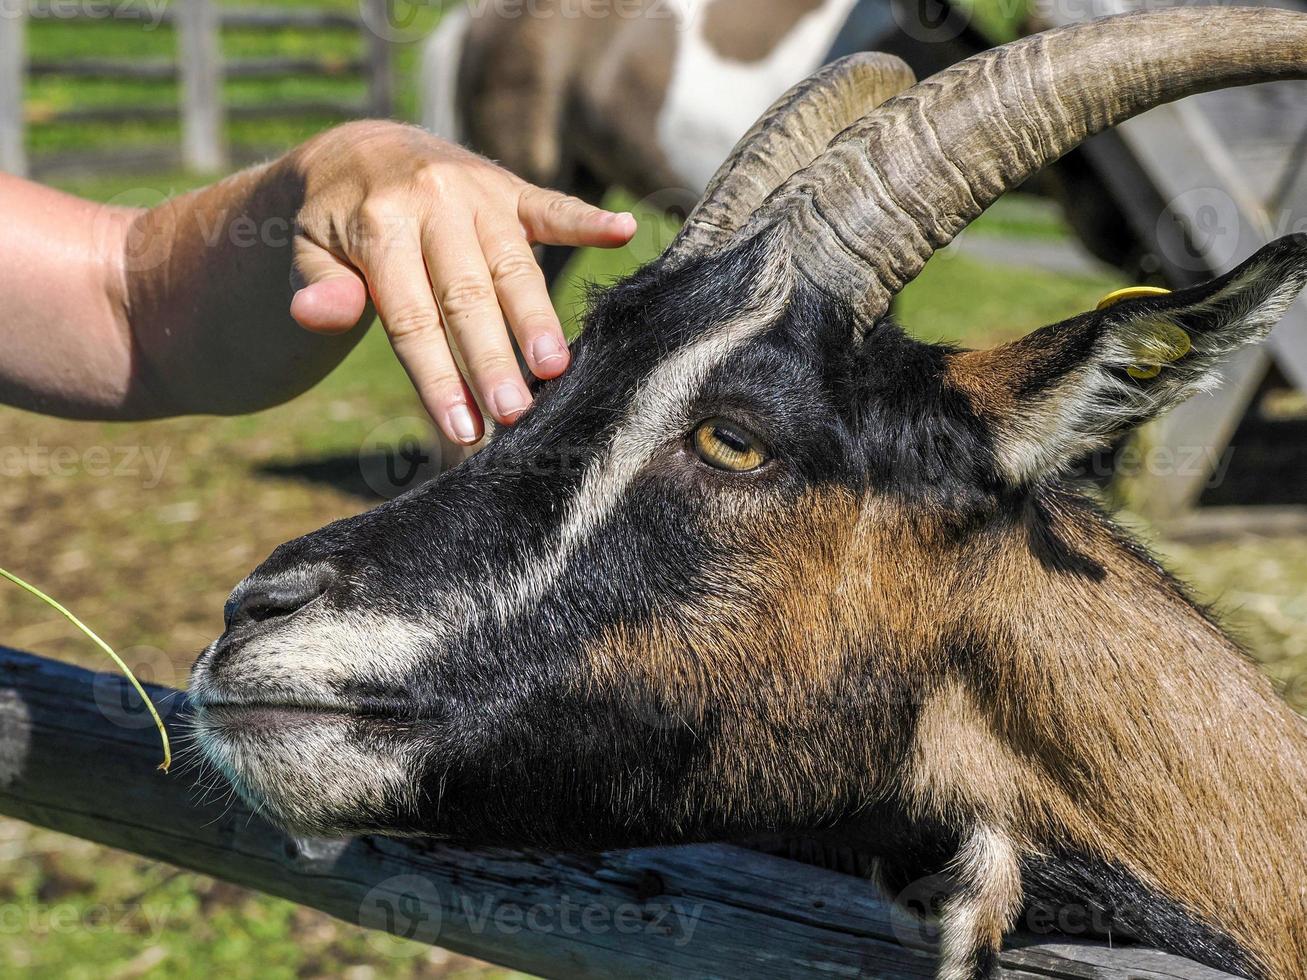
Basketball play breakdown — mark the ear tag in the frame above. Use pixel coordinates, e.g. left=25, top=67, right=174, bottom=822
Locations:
left=1095, top=286, right=1189, bottom=380
left=1095, top=285, right=1173, bottom=310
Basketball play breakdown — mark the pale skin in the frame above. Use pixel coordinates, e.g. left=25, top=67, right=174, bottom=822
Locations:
left=0, top=120, right=637, bottom=444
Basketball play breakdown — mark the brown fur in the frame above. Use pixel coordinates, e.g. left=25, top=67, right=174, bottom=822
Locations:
left=897, top=490, right=1307, bottom=976
left=456, top=3, right=685, bottom=198
left=953, top=498, right=1307, bottom=977
left=583, top=476, right=1307, bottom=975
left=702, top=0, right=829, bottom=61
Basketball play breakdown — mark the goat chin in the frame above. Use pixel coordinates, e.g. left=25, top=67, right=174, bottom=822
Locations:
left=191, top=703, right=428, bottom=838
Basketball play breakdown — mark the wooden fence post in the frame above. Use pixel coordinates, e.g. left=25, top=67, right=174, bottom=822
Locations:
left=176, top=0, right=227, bottom=172
left=0, top=2, right=26, bottom=177
left=361, top=0, right=394, bottom=117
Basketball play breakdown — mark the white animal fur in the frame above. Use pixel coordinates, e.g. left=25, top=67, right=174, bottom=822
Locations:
left=658, top=0, right=860, bottom=191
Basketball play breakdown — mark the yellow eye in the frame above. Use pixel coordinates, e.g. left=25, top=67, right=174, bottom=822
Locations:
left=692, top=418, right=767, bottom=472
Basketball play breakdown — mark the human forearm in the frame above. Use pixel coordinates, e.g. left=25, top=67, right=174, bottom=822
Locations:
left=1, top=121, right=635, bottom=430
left=122, top=150, right=364, bottom=418
left=0, top=157, right=361, bottom=420
left=0, top=174, right=138, bottom=418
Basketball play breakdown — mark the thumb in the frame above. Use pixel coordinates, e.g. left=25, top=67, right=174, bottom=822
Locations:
left=290, top=236, right=370, bottom=335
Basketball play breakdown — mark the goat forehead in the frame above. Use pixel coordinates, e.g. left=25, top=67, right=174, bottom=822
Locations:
left=496, top=243, right=803, bottom=459
left=478, top=270, right=798, bottom=623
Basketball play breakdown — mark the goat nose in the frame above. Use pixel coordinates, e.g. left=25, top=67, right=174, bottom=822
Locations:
left=223, top=564, right=336, bottom=631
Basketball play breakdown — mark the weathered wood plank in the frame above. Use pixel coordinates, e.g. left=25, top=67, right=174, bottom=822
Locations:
left=30, top=100, right=367, bottom=126
left=360, top=0, right=393, bottom=117
left=27, top=2, right=361, bottom=30
left=27, top=143, right=282, bottom=180
left=1101, top=98, right=1307, bottom=515
left=0, top=647, right=1238, bottom=979
left=1160, top=505, right=1307, bottom=543
left=27, top=56, right=366, bottom=81
left=1120, top=98, right=1307, bottom=388
left=223, top=100, right=368, bottom=121
left=1043, top=0, right=1307, bottom=516
left=176, top=0, right=226, bottom=172
left=0, top=2, right=26, bottom=177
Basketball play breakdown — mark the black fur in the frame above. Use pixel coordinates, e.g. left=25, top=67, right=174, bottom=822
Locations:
left=1020, top=850, right=1261, bottom=979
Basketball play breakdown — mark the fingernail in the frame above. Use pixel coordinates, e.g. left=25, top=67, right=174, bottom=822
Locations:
left=530, top=335, right=567, bottom=369
left=492, top=383, right=528, bottom=420
left=610, top=211, right=636, bottom=229
left=447, top=404, right=478, bottom=443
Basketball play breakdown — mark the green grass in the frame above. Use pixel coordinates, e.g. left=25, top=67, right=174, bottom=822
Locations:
left=961, top=0, right=1031, bottom=42
left=898, top=247, right=1121, bottom=348
left=26, top=0, right=438, bottom=163
left=0, top=838, right=531, bottom=979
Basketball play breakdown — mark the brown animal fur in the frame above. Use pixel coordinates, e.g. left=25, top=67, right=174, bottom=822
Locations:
left=703, top=0, right=829, bottom=61
left=453, top=2, right=696, bottom=198
left=582, top=467, right=1307, bottom=975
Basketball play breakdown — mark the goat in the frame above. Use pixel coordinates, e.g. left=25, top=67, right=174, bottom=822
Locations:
left=193, top=10, right=1307, bottom=979
left=422, top=0, right=990, bottom=282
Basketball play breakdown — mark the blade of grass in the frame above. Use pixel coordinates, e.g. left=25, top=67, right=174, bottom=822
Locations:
left=0, top=566, right=171, bottom=772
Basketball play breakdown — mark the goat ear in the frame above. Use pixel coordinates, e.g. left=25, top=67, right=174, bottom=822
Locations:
left=950, top=234, right=1307, bottom=486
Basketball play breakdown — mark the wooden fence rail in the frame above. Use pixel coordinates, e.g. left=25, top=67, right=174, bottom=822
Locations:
left=27, top=56, right=369, bottom=80
left=0, top=0, right=394, bottom=179
left=27, top=1, right=363, bottom=29
left=0, top=647, right=1238, bottom=979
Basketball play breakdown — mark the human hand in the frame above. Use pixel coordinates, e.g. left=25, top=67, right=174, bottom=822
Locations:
left=286, top=121, right=636, bottom=444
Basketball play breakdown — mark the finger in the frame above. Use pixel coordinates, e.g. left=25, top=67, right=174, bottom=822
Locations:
left=478, top=212, right=570, bottom=380
left=518, top=186, right=636, bottom=248
left=365, top=228, right=483, bottom=444
left=290, top=237, right=369, bottom=334
left=424, top=212, right=533, bottom=426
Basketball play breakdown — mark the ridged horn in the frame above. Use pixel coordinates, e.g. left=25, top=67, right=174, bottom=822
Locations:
left=745, top=7, right=1307, bottom=320
left=664, top=51, right=915, bottom=267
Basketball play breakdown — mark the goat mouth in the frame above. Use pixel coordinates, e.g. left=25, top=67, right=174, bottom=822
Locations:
left=193, top=697, right=418, bottom=727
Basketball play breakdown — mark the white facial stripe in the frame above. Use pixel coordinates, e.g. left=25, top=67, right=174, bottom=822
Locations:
left=494, top=255, right=794, bottom=622
left=191, top=608, right=444, bottom=710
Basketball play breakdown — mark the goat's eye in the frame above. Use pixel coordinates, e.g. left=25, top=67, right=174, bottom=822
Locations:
left=692, top=417, right=767, bottom=472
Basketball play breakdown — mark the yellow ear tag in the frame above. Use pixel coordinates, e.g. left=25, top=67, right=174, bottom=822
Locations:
left=1095, top=285, right=1174, bottom=310
left=1095, top=286, right=1190, bottom=380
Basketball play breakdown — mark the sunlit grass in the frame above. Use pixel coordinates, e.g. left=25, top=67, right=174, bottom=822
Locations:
left=25, top=0, right=435, bottom=165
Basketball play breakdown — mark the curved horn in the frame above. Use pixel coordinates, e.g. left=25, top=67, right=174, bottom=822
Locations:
left=664, top=52, right=916, bottom=267
left=747, top=7, right=1307, bottom=319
